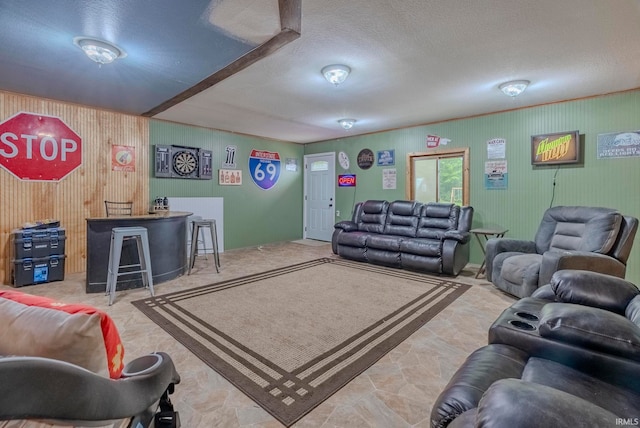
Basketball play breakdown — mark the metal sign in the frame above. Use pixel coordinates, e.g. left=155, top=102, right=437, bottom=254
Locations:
left=0, top=112, right=82, bottom=181
left=248, top=149, right=281, bottom=190
left=356, top=148, right=374, bottom=170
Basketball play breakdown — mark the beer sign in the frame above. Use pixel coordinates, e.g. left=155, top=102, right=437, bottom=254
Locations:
left=531, top=131, right=580, bottom=165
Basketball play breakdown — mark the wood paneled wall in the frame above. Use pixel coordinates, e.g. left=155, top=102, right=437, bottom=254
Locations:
left=0, top=91, right=149, bottom=283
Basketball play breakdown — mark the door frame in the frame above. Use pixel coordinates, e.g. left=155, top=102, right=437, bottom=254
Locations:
left=406, top=148, right=470, bottom=205
left=303, top=152, right=336, bottom=240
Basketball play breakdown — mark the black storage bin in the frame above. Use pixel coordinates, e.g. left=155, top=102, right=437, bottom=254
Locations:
left=11, top=255, right=66, bottom=287
left=11, top=227, right=66, bottom=259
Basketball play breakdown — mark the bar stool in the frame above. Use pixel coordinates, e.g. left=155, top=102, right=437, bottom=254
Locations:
left=106, top=227, right=154, bottom=305
left=188, top=219, right=220, bottom=274
left=187, top=215, right=207, bottom=260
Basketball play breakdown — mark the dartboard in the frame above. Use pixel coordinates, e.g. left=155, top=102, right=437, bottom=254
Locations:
left=172, top=150, right=198, bottom=176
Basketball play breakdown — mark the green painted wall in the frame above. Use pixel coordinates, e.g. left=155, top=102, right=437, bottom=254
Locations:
left=149, top=121, right=304, bottom=249
left=305, top=90, right=640, bottom=283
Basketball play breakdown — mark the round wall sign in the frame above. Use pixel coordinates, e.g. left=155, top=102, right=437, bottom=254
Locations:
left=357, top=148, right=374, bottom=170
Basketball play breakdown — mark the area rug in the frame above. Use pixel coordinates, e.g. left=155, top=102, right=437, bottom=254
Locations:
left=132, top=258, right=470, bottom=426
left=290, top=238, right=330, bottom=246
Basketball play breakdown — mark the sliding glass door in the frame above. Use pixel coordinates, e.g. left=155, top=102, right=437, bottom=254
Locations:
left=407, top=148, right=469, bottom=205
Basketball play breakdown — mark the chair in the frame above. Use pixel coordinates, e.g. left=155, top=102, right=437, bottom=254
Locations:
left=0, top=290, right=180, bottom=427
left=106, top=226, right=154, bottom=305
left=188, top=219, right=220, bottom=274
left=104, top=200, right=133, bottom=217
left=0, top=353, right=180, bottom=427
left=187, top=215, right=207, bottom=259
left=431, top=269, right=640, bottom=428
left=485, top=206, right=638, bottom=298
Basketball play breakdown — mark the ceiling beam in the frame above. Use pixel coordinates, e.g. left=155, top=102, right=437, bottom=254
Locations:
left=143, top=0, right=301, bottom=118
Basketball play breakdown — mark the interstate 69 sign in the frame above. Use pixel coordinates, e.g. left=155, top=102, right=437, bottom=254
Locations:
left=248, top=149, right=281, bottom=190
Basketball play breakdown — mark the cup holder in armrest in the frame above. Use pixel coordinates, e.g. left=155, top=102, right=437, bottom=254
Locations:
left=515, top=311, right=539, bottom=322
left=508, top=320, right=536, bottom=331
left=122, top=353, right=163, bottom=377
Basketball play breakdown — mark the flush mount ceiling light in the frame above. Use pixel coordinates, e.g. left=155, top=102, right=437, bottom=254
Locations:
left=338, top=118, right=356, bottom=130
left=499, top=80, right=530, bottom=97
left=322, top=64, right=351, bottom=86
left=73, top=37, right=125, bottom=65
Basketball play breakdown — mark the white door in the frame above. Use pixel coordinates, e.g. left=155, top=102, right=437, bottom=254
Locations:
left=304, top=152, right=335, bottom=241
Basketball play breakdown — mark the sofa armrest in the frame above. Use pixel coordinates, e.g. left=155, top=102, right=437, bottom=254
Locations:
left=444, top=230, right=470, bottom=244
left=485, top=238, right=536, bottom=255
left=550, top=270, right=639, bottom=314
left=530, top=284, right=557, bottom=301
left=334, top=220, right=358, bottom=232
left=538, top=251, right=627, bottom=287
left=430, top=345, right=528, bottom=428
left=538, top=303, right=640, bottom=361
left=475, top=379, right=618, bottom=428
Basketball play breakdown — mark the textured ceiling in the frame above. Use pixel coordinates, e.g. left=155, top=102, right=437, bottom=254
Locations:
left=1, top=0, right=639, bottom=144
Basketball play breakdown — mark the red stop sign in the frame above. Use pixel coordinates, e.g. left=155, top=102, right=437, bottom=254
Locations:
left=0, top=112, right=83, bottom=181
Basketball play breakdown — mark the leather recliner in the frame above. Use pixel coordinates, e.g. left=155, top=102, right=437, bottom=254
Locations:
left=431, top=269, right=640, bottom=428
left=485, top=205, right=638, bottom=298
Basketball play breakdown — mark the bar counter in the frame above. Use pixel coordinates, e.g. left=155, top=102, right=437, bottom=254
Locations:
left=85, top=211, right=191, bottom=293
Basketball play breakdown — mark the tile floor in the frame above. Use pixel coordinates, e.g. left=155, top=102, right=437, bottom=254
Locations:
left=1, top=241, right=516, bottom=428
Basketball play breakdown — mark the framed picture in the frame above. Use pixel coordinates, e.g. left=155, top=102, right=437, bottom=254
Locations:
left=531, top=131, right=580, bottom=166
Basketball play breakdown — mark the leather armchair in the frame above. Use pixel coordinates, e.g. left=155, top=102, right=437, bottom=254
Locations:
left=431, top=269, right=640, bottom=427
left=485, top=205, right=638, bottom=297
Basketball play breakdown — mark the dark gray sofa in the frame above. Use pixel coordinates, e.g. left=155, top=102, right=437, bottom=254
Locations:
left=331, top=200, right=473, bottom=275
left=430, top=270, right=640, bottom=428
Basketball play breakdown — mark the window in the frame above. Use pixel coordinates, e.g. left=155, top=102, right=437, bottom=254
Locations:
left=310, top=160, right=329, bottom=171
left=407, top=148, right=469, bottom=205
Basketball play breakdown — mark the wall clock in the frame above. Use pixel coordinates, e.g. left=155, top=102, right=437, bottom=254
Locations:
left=338, top=151, right=350, bottom=170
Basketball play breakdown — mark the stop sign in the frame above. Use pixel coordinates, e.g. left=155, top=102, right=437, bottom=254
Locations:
left=0, top=112, right=83, bottom=181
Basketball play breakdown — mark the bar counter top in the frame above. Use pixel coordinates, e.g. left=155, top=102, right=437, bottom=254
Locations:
left=86, top=210, right=193, bottom=221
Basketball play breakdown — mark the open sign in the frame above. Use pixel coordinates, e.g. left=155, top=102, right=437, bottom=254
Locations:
left=338, top=174, right=356, bottom=187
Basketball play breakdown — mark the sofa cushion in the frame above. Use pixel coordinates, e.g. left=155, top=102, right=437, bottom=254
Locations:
left=335, top=230, right=370, bottom=247
left=416, top=203, right=459, bottom=239
left=0, top=290, right=124, bottom=378
left=477, top=378, right=619, bottom=428
left=357, top=200, right=389, bottom=234
left=534, top=206, right=622, bottom=254
left=399, top=238, right=441, bottom=257
left=500, top=253, right=543, bottom=285
left=550, top=270, right=639, bottom=314
left=522, top=357, right=640, bottom=418
left=366, top=249, right=401, bottom=267
left=383, top=200, right=420, bottom=237
left=401, top=254, right=442, bottom=273
left=627, top=296, right=640, bottom=328
left=367, top=234, right=404, bottom=251
left=538, top=303, right=640, bottom=361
